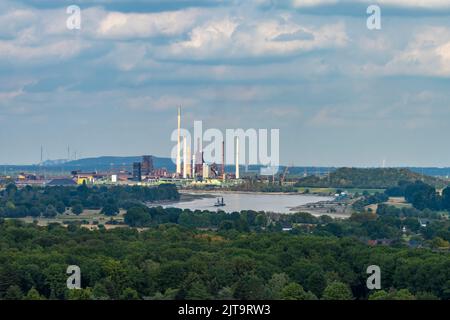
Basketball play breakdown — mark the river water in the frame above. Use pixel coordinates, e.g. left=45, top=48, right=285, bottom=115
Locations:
left=159, top=192, right=334, bottom=214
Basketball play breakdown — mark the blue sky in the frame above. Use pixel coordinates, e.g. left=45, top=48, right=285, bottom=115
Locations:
left=1, top=0, right=450, bottom=166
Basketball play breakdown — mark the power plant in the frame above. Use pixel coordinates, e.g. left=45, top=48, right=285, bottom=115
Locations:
left=6, top=107, right=244, bottom=188
left=172, top=106, right=241, bottom=186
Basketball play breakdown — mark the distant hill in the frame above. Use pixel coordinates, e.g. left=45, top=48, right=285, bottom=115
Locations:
left=2, top=156, right=450, bottom=182
left=53, top=156, right=176, bottom=172
left=41, top=159, right=70, bottom=166
left=295, top=167, right=447, bottom=189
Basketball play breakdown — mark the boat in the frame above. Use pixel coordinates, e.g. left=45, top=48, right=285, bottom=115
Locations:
left=214, top=197, right=226, bottom=207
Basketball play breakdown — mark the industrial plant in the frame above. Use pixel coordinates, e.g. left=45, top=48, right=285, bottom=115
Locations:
left=1, top=107, right=244, bottom=188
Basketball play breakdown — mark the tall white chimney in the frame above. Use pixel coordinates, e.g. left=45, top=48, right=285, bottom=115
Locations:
left=176, top=106, right=181, bottom=175
left=192, top=154, right=196, bottom=178
left=186, top=145, right=191, bottom=178
left=183, top=136, right=187, bottom=179
left=235, top=137, right=240, bottom=179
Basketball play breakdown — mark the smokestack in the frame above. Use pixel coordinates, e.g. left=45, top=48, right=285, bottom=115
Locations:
left=183, top=136, right=187, bottom=179
left=176, top=106, right=181, bottom=175
left=187, top=145, right=191, bottom=178
left=192, top=154, right=196, bottom=178
left=235, top=137, right=240, bottom=179
left=222, top=140, right=225, bottom=181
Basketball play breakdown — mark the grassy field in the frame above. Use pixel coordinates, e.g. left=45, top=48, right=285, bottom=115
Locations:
left=10, top=209, right=126, bottom=227
left=364, top=197, right=413, bottom=213
left=384, top=197, right=412, bottom=208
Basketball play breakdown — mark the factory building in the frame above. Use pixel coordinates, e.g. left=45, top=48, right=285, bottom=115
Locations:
left=132, top=162, right=142, bottom=181
left=171, top=106, right=241, bottom=183
left=202, top=163, right=210, bottom=179
left=141, top=155, right=154, bottom=176
left=153, top=168, right=169, bottom=177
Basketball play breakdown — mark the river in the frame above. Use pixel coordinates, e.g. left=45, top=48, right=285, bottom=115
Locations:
left=158, top=192, right=334, bottom=214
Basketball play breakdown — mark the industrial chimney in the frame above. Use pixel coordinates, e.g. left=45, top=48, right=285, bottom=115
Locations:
left=176, top=106, right=181, bottom=176
left=192, top=154, right=196, bottom=178
left=183, top=136, right=187, bottom=179
left=235, top=137, right=240, bottom=179
left=222, top=140, right=225, bottom=181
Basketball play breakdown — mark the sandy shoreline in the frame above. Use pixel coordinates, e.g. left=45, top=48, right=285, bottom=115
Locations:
left=179, top=189, right=317, bottom=197
left=153, top=190, right=350, bottom=218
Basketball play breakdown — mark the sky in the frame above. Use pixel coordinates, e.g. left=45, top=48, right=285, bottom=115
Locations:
left=1, top=0, right=450, bottom=167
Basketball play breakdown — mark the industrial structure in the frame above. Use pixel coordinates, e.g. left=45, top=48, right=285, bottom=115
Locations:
left=172, top=106, right=241, bottom=186
left=132, top=162, right=142, bottom=181
left=141, top=155, right=154, bottom=176
left=176, top=106, right=181, bottom=176
left=4, top=107, right=245, bottom=188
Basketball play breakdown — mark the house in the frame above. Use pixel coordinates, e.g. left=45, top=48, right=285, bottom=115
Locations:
left=418, top=218, right=431, bottom=228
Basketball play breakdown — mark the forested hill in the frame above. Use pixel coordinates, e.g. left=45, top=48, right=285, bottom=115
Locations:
left=295, top=168, right=446, bottom=189
left=57, top=156, right=176, bottom=171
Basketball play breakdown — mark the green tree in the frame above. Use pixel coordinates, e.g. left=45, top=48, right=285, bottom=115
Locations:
left=369, top=289, right=416, bottom=300
left=55, top=202, right=66, bottom=214
left=120, top=288, right=140, bottom=300
left=280, top=283, right=317, bottom=300
left=217, top=287, right=234, bottom=300
left=266, top=273, right=290, bottom=299
left=322, top=282, right=353, bottom=300
left=4, top=285, right=23, bottom=300
left=72, top=204, right=84, bottom=215
left=43, top=205, right=58, bottom=218
left=416, top=291, right=439, bottom=300
left=124, top=206, right=151, bottom=227
left=150, top=288, right=179, bottom=300
left=369, top=290, right=389, bottom=300
left=185, top=281, right=210, bottom=300
left=25, top=287, right=45, bottom=300
left=305, top=271, right=327, bottom=298
left=92, top=283, right=110, bottom=300
left=233, top=274, right=266, bottom=300
left=255, top=214, right=268, bottom=229
left=102, top=204, right=119, bottom=216
left=67, top=288, right=94, bottom=300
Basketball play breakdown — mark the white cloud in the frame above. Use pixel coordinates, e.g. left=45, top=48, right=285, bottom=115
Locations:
left=165, top=18, right=348, bottom=60
left=291, top=0, right=450, bottom=9
left=96, top=9, right=201, bottom=39
left=127, top=95, right=197, bottom=111
left=0, top=39, right=88, bottom=62
left=292, top=0, right=338, bottom=8
left=382, top=27, right=450, bottom=77
left=375, top=0, right=450, bottom=9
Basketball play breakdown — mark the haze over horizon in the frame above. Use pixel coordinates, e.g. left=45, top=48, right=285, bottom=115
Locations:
left=2, top=1, right=450, bottom=167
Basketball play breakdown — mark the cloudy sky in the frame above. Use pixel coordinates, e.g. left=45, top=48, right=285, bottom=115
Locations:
left=1, top=0, right=450, bottom=166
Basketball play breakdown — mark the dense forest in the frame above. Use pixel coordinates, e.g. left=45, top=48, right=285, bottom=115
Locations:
left=0, top=219, right=449, bottom=300
left=295, top=168, right=445, bottom=189
left=123, top=205, right=450, bottom=249
left=0, top=184, right=179, bottom=218
left=1, top=181, right=449, bottom=300
left=385, top=180, right=450, bottom=211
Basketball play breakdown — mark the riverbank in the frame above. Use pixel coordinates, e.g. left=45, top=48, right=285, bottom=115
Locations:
left=180, top=189, right=308, bottom=196
left=290, top=199, right=353, bottom=218
left=156, top=191, right=335, bottom=215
